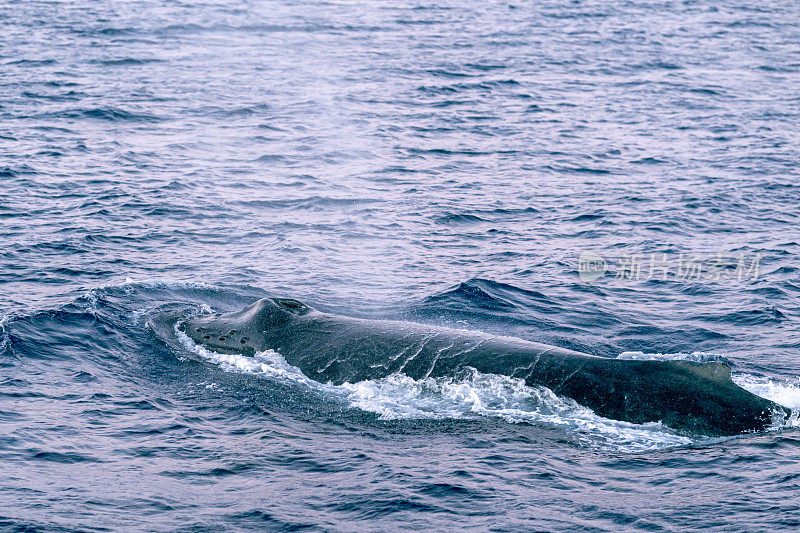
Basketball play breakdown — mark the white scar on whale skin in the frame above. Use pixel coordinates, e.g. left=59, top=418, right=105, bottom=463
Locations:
left=370, top=331, right=419, bottom=371
left=396, top=335, right=435, bottom=375
left=422, top=340, right=455, bottom=380
left=513, top=346, right=548, bottom=382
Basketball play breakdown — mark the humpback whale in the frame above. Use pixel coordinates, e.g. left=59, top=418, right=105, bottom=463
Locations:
left=180, top=297, right=789, bottom=436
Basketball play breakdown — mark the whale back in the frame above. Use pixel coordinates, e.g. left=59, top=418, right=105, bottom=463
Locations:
left=179, top=297, right=788, bottom=436
left=182, top=298, right=313, bottom=354
left=670, top=360, right=732, bottom=383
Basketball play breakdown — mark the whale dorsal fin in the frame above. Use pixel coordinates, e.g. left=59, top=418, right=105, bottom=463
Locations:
left=672, top=360, right=732, bottom=383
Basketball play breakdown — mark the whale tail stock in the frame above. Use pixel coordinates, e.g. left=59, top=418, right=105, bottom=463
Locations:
left=550, top=356, right=787, bottom=436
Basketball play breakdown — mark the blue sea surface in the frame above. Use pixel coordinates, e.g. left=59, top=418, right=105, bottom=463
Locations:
left=2, top=0, right=800, bottom=530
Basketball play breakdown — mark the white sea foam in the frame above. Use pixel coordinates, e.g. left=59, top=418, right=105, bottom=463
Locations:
left=617, top=351, right=726, bottom=363
left=122, top=277, right=214, bottom=290
left=339, top=370, right=693, bottom=451
left=734, top=374, right=800, bottom=410
left=175, top=324, right=696, bottom=451
left=733, top=374, right=800, bottom=429
left=176, top=323, right=327, bottom=390
left=0, top=313, right=9, bottom=354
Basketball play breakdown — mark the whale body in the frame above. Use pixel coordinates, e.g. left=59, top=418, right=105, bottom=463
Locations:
left=180, top=297, right=789, bottom=436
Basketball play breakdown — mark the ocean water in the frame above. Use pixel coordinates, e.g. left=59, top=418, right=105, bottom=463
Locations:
left=2, top=0, right=800, bottom=530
